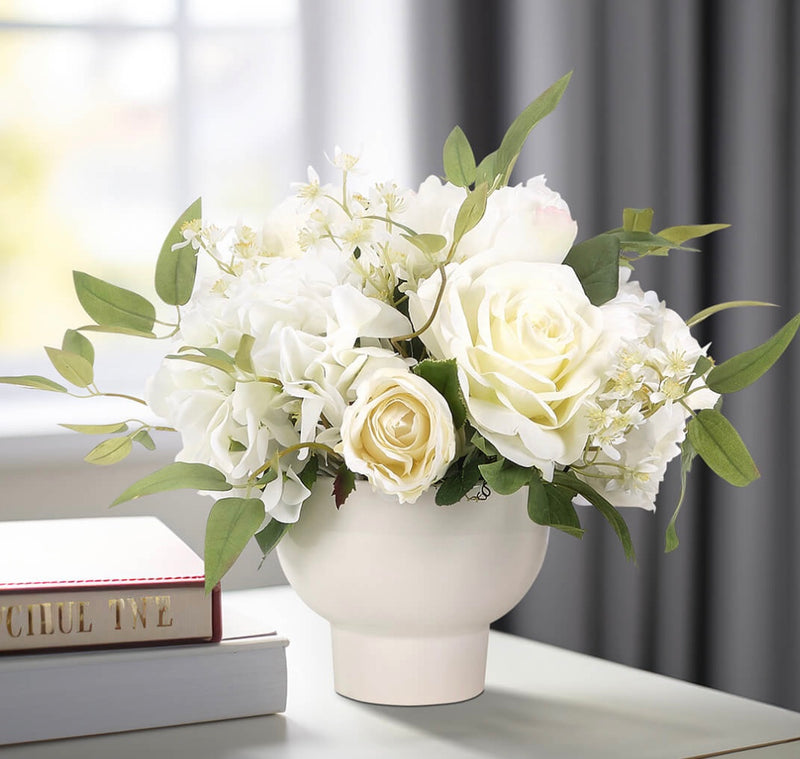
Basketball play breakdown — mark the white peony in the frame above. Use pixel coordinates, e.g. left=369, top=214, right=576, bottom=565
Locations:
left=340, top=369, right=456, bottom=503
left=394, top=174, right=578, bottom=287
left=409, top=256, right=607, bottom=479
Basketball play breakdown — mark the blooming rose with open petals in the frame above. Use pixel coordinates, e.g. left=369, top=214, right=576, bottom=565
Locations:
left=339, top=369, right=456, bottom=503
left=409, top=256, right=607, bottom=479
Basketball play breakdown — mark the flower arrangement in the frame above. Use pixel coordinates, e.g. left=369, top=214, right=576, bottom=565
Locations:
left=4, top=73, right=798, bottom=590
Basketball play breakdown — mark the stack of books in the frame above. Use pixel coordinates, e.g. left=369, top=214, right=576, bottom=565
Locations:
left=0, top=516, right=288, bottom=745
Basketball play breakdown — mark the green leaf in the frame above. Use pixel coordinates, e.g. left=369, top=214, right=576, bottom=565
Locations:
left=613, top=230, right=699, bottom=254
left=78, top=324, right=157, bottom=339
left=204, top=497, right=265, bottom=592
left=657, top=223, right=730, bottom=245
left=553, top=470, right=636, bottom=562
left=73, top=271, right=156, bottom=332
left=563, top=234, right=620, bottom=305
left=45, top=346, right=94, bottom=388
left=84, top=436, right=133, bottom=466
left=111, top=462, right=232, bottom=506
left=622, top=208, right=654, bottom=233
left=706, top=313, right=800, bottom=394
left=527, top=474, right=584, bottom=538
left=132, top=429, right=156, bottom=450
left=471, top=432, right=499, bottom=458
left=60, top=422, right=129, bottom=434
left=684, top=355, right=714, bottom=392
left=254, top=518, right=289, bottom=562
left=443, top=125, right=477, bottom=187
left=0, top=375, right=68, bottom=393
left=452, top=183, right=489, bottom=248
left=665, top=437, right=697, bottom=553
left=166, top=353, right=237, bottom=374
left=474, top=150, right=499, bottom=190
left=228, top=439, right=247, bottom=453
left=62, top=329, right=94, bottom=366
left=400, top=233, right=448, bottom=256
left=333, top=465, right=356, bottom=508
left=495, top=71, right=572, bottom=186
left=686, top=301, right=777, bottom=328
left=435, top=452, right=484, bottom=505
left=479, top=458, right=531, bottom=495
left=155, top=197, right=201, bottom=306
left=234, top=334, right=256, bottom=375
left=412, top=358, right=467, bottom=428
left=686, top=409, right=759, bottom=487
left=298, top=456, right=319, bottom=491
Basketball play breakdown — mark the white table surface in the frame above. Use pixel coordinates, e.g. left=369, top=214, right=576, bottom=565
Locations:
left=5, top=585, right=800, bottom=759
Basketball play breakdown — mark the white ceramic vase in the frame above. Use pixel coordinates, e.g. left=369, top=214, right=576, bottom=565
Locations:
left=276, top=481, right=549, bottom=706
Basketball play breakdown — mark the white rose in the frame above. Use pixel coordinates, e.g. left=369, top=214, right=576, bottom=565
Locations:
left=409, top=257, right=607, bottom=479
left=340, top=369, right=456, bottom=503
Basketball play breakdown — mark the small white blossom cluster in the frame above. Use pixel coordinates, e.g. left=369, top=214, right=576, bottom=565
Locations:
left=573, top=273, right=718, bottom=509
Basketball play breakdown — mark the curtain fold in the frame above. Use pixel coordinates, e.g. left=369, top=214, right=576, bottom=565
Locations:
left=409, top=0, right=800, bottom=710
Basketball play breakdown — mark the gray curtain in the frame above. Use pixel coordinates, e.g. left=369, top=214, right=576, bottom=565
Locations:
left=409, top=0, right=800, bottom=710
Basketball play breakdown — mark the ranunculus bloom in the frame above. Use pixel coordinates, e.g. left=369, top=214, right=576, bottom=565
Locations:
left=410, top=257, right=607, bottom=479
left=340, top=370, right=456, bottom=503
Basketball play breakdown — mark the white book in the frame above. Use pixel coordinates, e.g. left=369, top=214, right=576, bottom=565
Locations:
left=0, top=601, right=289, bottom=746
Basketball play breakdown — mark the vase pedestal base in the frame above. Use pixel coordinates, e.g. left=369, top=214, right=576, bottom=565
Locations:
left=330, top=625, right=489, bottom=706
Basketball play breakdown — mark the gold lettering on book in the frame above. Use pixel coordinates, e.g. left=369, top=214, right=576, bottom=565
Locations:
left=4, top=606, right=22, bottom=637
left=156, top=596, right=173, bottom=628
left=37, top=602, right=54, bottom=635
left=108, top=598, right=124, bottom=630
left=57, top=602, right=75, bottom=634
left=128, top=598, right=147, bottom=629
left=78, top=601, right=92, bottom=633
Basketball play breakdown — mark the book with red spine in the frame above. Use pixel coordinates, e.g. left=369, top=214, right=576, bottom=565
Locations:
left=0, top=516, right=222, bottom=653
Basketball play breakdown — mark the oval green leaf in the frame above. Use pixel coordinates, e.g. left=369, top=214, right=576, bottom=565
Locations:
left=85, top=436, right=133, bottom=466
left=155, top=197, right=202, bottom=306
left=686, top=409, right=759, bottom=487
left=527, top=475, right=584, bottom=538
left=0, top=375, right=68, bottom=393
left=706, top=313, right=800, bottom=394
left=62, top=329, right=95, bottom=366
left=563, top=233, right=620, bottom=305
left=452, top=182, right=488, bottom=248
left=254, top=518, right=290, bottom=560
left=73, top=271, right=156, bottom=332
left=111, top=461, right=232, bottom=506
left=204, top=497, right=265, bottom=592
left=60, top=422, right=130, bottom=434
left=45, top=346, right=94, bottom=388
left=443, top=125, right=477, bottom=188
left=412, top=358, right=467, bottom=428
left=234, top=334, right=256, bottom=375
left=78, top=324, right=157, bottom=339
left=479, top=458, right=530, bottom=495
left=132, top=429, right=156, bottom=450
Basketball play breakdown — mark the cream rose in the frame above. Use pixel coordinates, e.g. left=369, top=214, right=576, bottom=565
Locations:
left=340, top=369, right=456, bottom=503
left=409, top=257, right=607, bottom=479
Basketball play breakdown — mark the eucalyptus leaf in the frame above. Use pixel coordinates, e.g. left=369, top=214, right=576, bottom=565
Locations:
left=412, top=358, right=467, bottom=428
left=166, top=353, right=237, bottom=374
left=77, top=324, right=157, bottom=339
left=495, top=71, right=572, bottom=186
left=452, top=183, right=488, bottom=248
left=111, top=461, right=232, bottom=506
left=563, top=234, right=620, bottom=305
left=45, top=346, right=94, bottom=388
left=204, top=497, right=265, bottom=592
left=474, top=150, right=499, bottom=189
left=132, top=429, right=156, bottom=450
left=657, top=223, right=730, bottom=245
left=155, top=197, right=202, bottom=306
left=706, top=313, right=800, bottom=394
left=479, top=458, right=530, bottom=495
left=60, top=422, right=129, bottom=434
left=62, top=329, right=94, bottom=366
left=0, top=375, right=68, bottom=393
left=235, top=334, right=256, bottom=375
left=622, top=208, right=654, bottom=233
left=73, top=271, right=156, bottom=332
left=254, top=518, right=290, bottom=561
left=686, top=409, right=759, bottom=487
left=553, top=470, right=636, bottom=562
left=686, top=301, right=776, bottom=328
left=85, top=436, right=133, bottom=466
left=400, top=233, right=448, bottom=256
left=665, top=437, right=697, bottom=553
left=443, top=126, right=477, bottom=188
